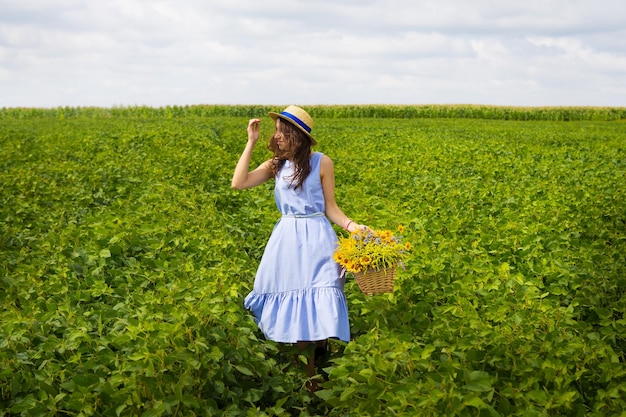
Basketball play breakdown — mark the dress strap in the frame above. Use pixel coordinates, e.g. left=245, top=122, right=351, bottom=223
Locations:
left=282, top=212, right=325, bottom=218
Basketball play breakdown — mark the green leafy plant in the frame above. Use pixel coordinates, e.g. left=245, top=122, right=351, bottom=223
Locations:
left=1, top=108, right=624, bottom=416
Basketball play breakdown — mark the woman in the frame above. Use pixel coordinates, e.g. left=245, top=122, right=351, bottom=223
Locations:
left=231, top=105, right=364, bottom=390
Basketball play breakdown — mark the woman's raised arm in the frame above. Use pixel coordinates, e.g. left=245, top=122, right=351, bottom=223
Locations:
left=231, top=119, right=273, bottom=190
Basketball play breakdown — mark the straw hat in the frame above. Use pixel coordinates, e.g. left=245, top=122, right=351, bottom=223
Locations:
left=269, top=105, right=317, bottom=146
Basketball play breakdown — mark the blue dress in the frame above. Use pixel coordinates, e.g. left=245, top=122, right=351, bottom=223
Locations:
left=244, top=152, right=350, bottom=343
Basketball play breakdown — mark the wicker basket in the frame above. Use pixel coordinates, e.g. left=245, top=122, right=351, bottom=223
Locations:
left=353, top=267, right=397, bottom=295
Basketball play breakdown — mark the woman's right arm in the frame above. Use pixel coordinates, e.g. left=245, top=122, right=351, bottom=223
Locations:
left=231, top=118, right=273, bottom=190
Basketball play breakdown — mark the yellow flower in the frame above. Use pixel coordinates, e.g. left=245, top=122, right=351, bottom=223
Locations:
left=405, top=242, right=412, bottom=251
left=381, top=230, right=393, bottom=241
left=397, top=224, right=405, bottom=233
left=346, top=261, right=359, bottom=273
left=334, top=227, right=410, bottom=274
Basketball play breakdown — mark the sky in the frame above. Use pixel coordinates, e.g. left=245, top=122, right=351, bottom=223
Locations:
left=1, top=0, right=625, bottom=108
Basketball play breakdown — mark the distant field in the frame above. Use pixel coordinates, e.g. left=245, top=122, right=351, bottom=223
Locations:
left=2, top=103, right=626, bottom=121
left=1, top=108, right=625, bottom=416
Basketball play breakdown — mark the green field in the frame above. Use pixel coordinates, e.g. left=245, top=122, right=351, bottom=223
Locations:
left=1, top=107, right=625, bottom=416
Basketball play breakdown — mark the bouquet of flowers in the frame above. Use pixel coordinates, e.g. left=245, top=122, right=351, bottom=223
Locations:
left=333, top=226, right=410, bottom=294
left=334, top=225, right=410, bottom=273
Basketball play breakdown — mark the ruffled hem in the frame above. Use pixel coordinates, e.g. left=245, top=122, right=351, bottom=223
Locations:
left=244, top=287, right=350, bottom=343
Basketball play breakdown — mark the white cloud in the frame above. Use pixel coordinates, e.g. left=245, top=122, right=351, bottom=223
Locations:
left=0, top=0, right=625, bottom=107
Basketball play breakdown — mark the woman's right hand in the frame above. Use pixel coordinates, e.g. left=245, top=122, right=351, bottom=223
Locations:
left=247, top=118, right=261, bottom=144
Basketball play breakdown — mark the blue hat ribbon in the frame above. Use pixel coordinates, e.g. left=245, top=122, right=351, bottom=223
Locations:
left=280, top=111, right=312, bottom=133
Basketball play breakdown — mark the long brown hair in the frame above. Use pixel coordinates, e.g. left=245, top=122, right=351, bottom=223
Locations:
left=268, top=119, right=312, bottom=190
